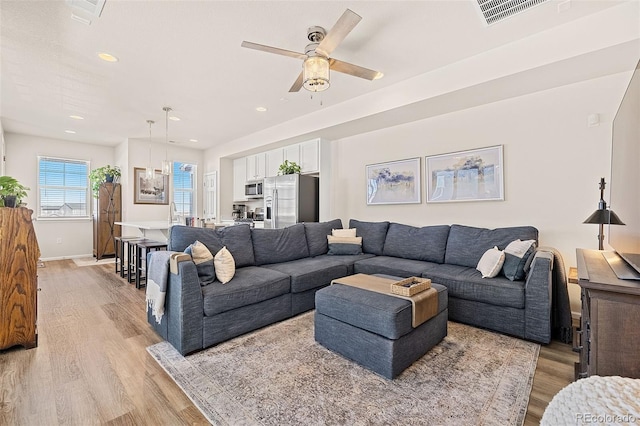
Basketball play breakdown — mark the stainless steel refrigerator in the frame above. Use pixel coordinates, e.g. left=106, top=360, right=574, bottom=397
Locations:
left=263, top=174, right=319, bottom=228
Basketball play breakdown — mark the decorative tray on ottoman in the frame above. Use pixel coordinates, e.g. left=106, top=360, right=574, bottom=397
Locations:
left=390, top=277, right=432, bottom=296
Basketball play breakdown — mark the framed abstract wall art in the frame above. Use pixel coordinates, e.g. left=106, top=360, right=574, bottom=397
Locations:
left=366, top=157, right=421, bottom=205
left=426, top=145, right=504, bottom=203
left=133, top=167, right=169, bottom=205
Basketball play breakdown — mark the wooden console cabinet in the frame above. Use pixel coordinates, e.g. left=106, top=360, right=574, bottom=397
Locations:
left=575, top=249, right=640, bottom=379
left=93, top=182, right=121, bottom=260
left=0, top=207, right=40, bottom=350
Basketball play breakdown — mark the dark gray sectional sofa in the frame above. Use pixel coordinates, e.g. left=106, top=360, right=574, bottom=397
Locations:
left=148, top=218, right=556, bottom=355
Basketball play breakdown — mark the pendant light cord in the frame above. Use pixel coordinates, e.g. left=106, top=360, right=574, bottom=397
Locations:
left=146, top=120, right=155, bottom=178
left=162, top=106, right=172, bottom=175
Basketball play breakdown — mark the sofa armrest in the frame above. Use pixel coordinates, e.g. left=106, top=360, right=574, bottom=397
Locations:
left=523, top=251, right=553, bottom=343
left=147, top=251, right=204, bottom=355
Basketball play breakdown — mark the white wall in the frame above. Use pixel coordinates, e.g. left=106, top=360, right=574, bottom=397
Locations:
left=4, top=133, right=115, bottom=259
left=0, top=121, right=5, bottom=175
left=118, top=138, right=206, bottom=239
left=329, top=72, right=631, bottom=314
left=3, top=133, right=207, bottom=259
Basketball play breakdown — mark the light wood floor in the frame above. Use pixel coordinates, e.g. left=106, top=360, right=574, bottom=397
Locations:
left=1, top=260, right=577, bottom=425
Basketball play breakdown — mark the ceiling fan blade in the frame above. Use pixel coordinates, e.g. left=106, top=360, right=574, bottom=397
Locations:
left=330, top=59, right=383, bottom=81
left=289, top=71, right=304, bottom=92
left=316, top=9, right=362, bottom=57
left=241, top=41, right=307, bottom=60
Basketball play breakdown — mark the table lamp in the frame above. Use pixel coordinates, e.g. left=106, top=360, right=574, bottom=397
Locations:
left=583, top=177, right=625, bottom=250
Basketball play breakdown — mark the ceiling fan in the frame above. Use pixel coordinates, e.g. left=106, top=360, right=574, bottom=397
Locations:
left=241, top=9, right=383, bottom=93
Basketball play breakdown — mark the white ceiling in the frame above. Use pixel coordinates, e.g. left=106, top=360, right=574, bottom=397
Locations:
left=0, top=0, right=630, bottom=150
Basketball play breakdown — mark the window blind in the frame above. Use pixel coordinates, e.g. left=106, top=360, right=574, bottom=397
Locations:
left=38, top=156, right=90, bottom=218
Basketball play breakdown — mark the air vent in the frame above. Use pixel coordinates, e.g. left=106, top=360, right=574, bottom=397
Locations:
left=475, top=0, right=550, bottom=26
left=65, top=0, right=106, bottom=18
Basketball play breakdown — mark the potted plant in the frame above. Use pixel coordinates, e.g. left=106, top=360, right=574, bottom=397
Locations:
left=0, top=175, right=30, bottom=208
left=89, top=165, right=121, bottom=198
left=278, top=160, right=301, bottom=175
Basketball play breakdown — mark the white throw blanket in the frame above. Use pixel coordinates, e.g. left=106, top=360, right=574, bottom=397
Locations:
left=146, top=251, right=173, bottom=324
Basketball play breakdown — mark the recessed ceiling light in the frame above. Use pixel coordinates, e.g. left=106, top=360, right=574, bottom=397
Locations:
left=169, top=116, right=180, bottom=121
left=189, top=139, right=198, bottom=143
left=65, top=130, right=76, bottom=134
left=69, top=115, right=84, bottom=120
left=256, top=106, right=267, bottom=112
left=98, top=52, right=118, bottom=62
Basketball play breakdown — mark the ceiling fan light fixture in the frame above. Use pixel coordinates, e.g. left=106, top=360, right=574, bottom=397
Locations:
left=302, top=55, right=330, bottom=92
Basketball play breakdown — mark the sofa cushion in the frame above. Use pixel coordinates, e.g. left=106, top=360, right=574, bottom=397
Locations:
left=201, top=266, right=290, bottom=316
left=327, top=235, right=363, bottom=255
left=315, top=282, right=448, bottom=340
left=311, top=253, right=375, bottom=275
left=214, top=246, right=235, bottom=284
left=502, top=239, right=537, bottom=281
left=262, top=257, right=348, bottom=293
left=349, top=219, right=390, bottom=255
left=423, top=264, right=525, bottom=309
left=303, top=219, right=343, bottom=257
left=476, top=246, right=505, bottom=278
left=251, top=223, right=310, bottom=265
left=444, top=224, right=538, bottom=268
left=382, top=223, right=450, bottom=263
left=169, top=224, right=256, bottom=268
left=353, top=255, right=439, bottom=278
left=184, top=240, right=216, bottom=286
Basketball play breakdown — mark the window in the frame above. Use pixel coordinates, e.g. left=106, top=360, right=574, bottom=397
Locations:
left=173, top=162, right=196, bottom=217
left=37, top=156, right=90, bottom=218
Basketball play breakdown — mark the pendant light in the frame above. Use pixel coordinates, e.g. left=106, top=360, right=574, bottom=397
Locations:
left=145, top=120, right=155, bottom=179
left=161, top=106, right=172, bottom=176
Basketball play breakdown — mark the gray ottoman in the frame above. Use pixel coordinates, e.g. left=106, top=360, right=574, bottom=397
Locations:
left=314, top=280, right=448, bottom=379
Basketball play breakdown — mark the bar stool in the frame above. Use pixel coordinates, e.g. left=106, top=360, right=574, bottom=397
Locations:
left=135, top=240, right=168, bottom=289
left=114, top=236, right=141, bottom=277
left=127, top=238, right=147, bottom=283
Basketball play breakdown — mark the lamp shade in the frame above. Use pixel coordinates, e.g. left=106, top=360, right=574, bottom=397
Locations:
left=583, top=208, right=625, bottom=225
left=303, top=56, right=330, bottom=92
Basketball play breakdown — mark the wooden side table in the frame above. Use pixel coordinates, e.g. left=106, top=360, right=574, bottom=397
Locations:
left=575, top=249, right=640, bottom=379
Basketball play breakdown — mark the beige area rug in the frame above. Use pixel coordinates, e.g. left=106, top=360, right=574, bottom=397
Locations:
left=147, top=312, right=539, bottom=426
left=72, top=257, right=115, bottom=267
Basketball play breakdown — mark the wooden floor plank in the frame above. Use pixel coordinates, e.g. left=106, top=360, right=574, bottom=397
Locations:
left=0, top=259, right=576, bottom=424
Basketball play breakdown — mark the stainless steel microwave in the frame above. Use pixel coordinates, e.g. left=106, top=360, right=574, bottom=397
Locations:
left=245, top=180, right=263, bottom=198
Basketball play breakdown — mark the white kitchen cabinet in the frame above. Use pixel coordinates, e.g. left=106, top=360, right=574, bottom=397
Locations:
left=266, top=148, right=283, bottom=178
left=233, top=157, right=247, bottom=201
left=283, top=144, right=300, bottom=165
left=246, top=153, right=266, bottom=181
left=300, top=139, right=319, bottom=174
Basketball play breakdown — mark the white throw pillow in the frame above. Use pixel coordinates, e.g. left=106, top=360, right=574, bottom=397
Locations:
left=327, top=235, right=362, bottom=245
left=214, top=246, right=235, bottom=284
left=504, top=239, right=536, bottom=258
left=476, top=246, right=505, bottom=278
left=332, top=228, right=357, bottom=238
